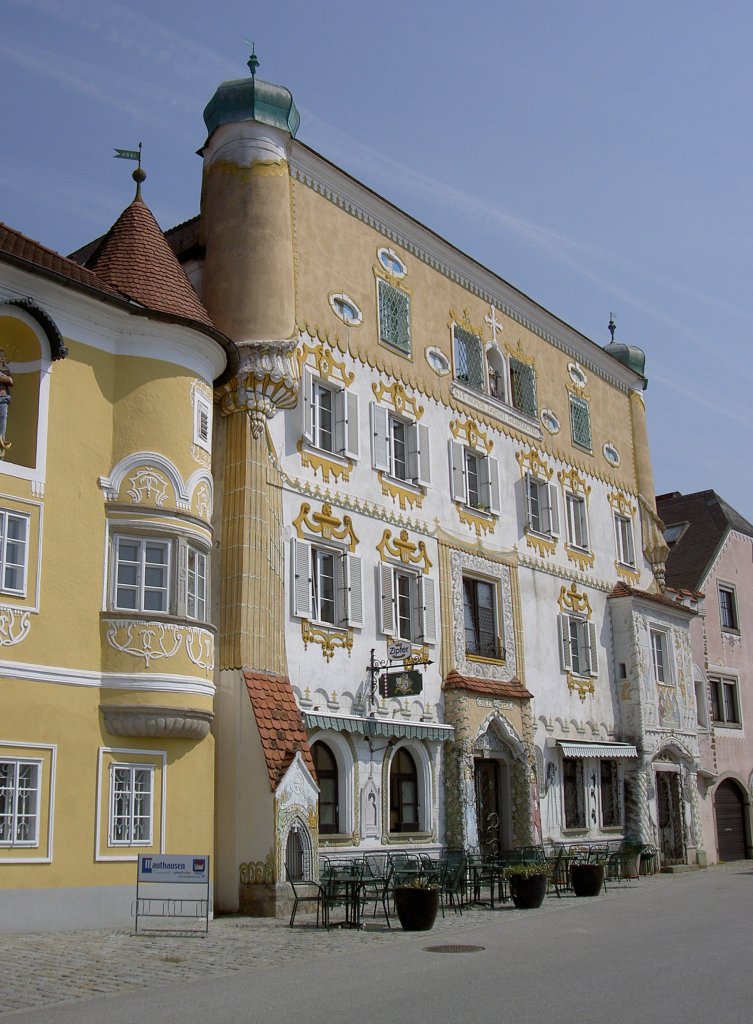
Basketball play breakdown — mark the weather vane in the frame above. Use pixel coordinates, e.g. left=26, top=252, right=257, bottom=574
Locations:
left=113, top=142, right=146, bottom=197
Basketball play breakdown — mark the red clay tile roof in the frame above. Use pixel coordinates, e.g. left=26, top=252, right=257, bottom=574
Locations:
left=608, top=581, right=699, bottom=611
left=0, top=221, right=123, bottom=298
left=244, top=671, right=314, bottom=790
left=443, top=670, right=532, bottom=699
left=84, top=196, right=213, bottom=326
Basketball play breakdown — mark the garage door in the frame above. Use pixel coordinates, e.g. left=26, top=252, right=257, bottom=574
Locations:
left=715, top=780, right=747, bottom=861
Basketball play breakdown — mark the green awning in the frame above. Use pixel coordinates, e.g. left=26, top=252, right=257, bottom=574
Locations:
left=303, top=712, right=454, bottom=742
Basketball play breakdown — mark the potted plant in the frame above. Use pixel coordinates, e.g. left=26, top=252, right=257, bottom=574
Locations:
left=394, top=878, right=440, bottom=931
left=503, top=862, right=550, bottom=909
left=570, top=861, right=605, bottom=897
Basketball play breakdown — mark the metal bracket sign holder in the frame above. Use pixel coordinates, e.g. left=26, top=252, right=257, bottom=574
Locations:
left=365, top=641, right=433, bottom=712
left=135, top=854, right=211, bottom=936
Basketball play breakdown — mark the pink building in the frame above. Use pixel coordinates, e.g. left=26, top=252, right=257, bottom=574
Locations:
left=657, top=490, right=753, bottom=863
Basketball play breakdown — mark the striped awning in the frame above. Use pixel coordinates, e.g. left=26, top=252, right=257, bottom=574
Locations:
left=558, top=741, right=638, bottom=759
left=303, top=711, right=454, bottom=742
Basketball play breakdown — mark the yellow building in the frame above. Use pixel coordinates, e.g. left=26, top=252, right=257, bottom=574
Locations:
left=0, top=178, right=236, bottom=929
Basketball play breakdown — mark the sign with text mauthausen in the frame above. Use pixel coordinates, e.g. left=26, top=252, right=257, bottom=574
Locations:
left=137, top=854, right=209, bottom=883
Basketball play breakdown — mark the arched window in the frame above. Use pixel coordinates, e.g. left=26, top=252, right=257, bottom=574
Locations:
left=390, top=747, right=418, bottom=833
left=312, top=741, right=339, bottom=834
left=285, top=826, right=304, bottom=880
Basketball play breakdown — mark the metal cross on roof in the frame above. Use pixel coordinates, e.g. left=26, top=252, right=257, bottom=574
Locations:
left=484, top=304, right=504, bottom=345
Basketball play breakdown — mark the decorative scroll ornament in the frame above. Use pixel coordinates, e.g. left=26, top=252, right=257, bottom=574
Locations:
left=458, top=506, right=496, bottom=537
left=293, top=501, right=359, bottom=552
left=504, top=339, right=536, bottom=367
left=296, top=441, right=352, bottom=483
left=566, top=546, right=595, bottom=571
left=127, top=468, right=169, bottom=507
left=608, top=490, right=637, bottom=518
left=0, top=605, right=31, bottom=645
left=526, top=533, right=556, bottom=558
left=567, top=673, right=595, bottom=700
left=448, top=307, right=486, bottom=340
left=558, top=467, right=591, bottom=498
left=218, top=341, right=299, bottom=438
left=377, top=472, right=423, bottom=510
left=194, top=481, right=212, bottom=521
left=377, top=529, right=432, bottom=573
left=104, top=619, right=215, bottom=675
left=515, top=447, right=553, bottom=481
left=372, top=379, right=424, bottom=420
left=296, top=338, right=354, bottom=388
left=558, top=582, right=593, bottom=619
left=301, top=620, right=353, bottom=662
left=184, top=627, right=215, bottom=674
left=450, top=416, right=493, bottom=455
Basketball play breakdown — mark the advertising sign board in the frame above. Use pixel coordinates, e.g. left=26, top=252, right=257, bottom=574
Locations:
left=137, top=854, right=209, bottom=884
left=380, top=669, right=423, bottom=698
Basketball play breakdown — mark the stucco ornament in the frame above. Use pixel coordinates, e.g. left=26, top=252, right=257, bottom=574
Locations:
left=0, top=605, right=30, bottom=645
left=218, top=341, right=299, bottom=437
left=105, top=619, right=215, bottom=674
left=127, top=469, right=169, bottom=507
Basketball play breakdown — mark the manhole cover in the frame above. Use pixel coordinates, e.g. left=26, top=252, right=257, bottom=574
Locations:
left=423, top=944, right=485, bottom=953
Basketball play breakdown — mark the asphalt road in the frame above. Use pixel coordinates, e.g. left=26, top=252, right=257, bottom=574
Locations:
left=3, top=863, right=752, bottom=1024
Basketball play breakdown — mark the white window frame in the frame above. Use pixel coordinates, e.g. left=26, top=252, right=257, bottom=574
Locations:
left=187, top=544, right=207, bottom=621
left=193, top=392, right=212, bottom=452
left=614, top=513, right=636, bottom=567
left=565, top=492, right=590, bottom=551
left=370, top=404, right=431, bottom=487
left=291, top=538, right=363, bottom=630
left=301, top=368, right=360, bottom=461
left=718, top=584, right=739, bottom=632
left=0, top=758, right=41, bottom=847
left=524, top=474, right=560, bottom=539
left=558, top=613, right=598, bottom=678
left=113, top=535, right=171, bottom=614
left=378, top=564, right=436, bottom=645
left=0, top=509, right=30, bottom=597
left=108, top=763, right=154, bottom=846
left=709, top=674, right=741, bottom=727
left=650, top=628, right=672, bottom=684
left=449, top=440, right=501, bottom=515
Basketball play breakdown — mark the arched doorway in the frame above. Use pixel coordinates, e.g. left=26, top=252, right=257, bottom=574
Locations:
left=474, top=757, right=508, bottom=856
left=656, top=768, right=685, bottom=864
left=714, top=780, right=747, bottom=861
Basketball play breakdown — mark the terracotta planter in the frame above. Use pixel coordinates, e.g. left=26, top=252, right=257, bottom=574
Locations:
left=394, top=886, right=440, bottom=931
left=570, top=863, right=605, bottom=897
left=509, top=873, right=548, bottom=909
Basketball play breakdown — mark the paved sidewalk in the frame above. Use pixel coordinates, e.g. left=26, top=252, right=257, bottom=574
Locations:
left=0, top=868, right=734, bottom=1018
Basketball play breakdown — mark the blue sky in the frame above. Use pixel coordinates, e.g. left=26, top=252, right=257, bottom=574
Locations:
left=4, top=0, right=753, bottom=522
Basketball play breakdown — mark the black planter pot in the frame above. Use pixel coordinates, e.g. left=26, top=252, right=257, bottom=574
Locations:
left=570, top=863, right=605, bottom=897
left=509, top=873, right=548, bottom=909
left=394, top=887, right=440, bottom=931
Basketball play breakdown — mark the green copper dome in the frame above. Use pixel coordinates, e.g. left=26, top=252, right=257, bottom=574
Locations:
left=604, top=341, right=647, bottom=386
left=203, top=77, right=300, bottom=139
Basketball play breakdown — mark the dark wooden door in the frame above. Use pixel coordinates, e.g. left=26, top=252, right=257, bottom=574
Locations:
left=474, top=759, right=501, bottom=857
left=715, top=780, right=747, bottom=861
left=657, top=771, right=685, bottom=864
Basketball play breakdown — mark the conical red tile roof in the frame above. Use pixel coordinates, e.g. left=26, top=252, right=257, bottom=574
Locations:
left=86, top=194, right=213, bottom=326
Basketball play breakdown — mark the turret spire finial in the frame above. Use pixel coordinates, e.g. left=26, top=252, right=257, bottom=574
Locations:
left=608, top=312, right=617, bottom=342
left=114, top=142, right=145, bottom=199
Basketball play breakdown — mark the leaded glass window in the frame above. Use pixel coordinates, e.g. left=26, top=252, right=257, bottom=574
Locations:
left=570, top=394, right=592, bottom=450
left=509, top=358, right=537, bottom=418
left=453, top=325, right=485, bottom=392
left=378, top=279, right=411, bottom=354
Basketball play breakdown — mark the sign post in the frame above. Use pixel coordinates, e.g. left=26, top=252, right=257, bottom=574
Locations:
left=135, top=854, right=211, bottom=935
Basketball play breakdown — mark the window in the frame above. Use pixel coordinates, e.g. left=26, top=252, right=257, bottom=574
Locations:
left=718, top=585, right=739, bottom=631
left=449, top=440, right=500, bottom=515
left=187, top=546, right=206, bottom=621
left=463, top=577, right=503, bottom=660
left=650, top=629, right=670, bottom=683
left=509, top=357, right=537, bottom=418
left=0, top=509, right=29, bottom=595
left=614, top=514, right=635, bottom=567
left=710, top=676, right=741, bottom=726
left=0, top=760, right=40, bottom=846
left=558, top=614, right=598, bottom=677
left=569, top=394, right=592, bottom=450
left=663, top=522, right=688, bottom=547
left=114, top=537, right=170, bottom=613
left=329, top=292, right=362, bottom=326
left=193, top=392, right=212, bottom=451
left=291, top=539, right=363, bottom=629
left=565, top=493, right=590, bottom=550
left=378, top=279, right=411, bottom=354
left=378, top=247, right=406, bottom=277
left=389, top=748, right=418, bottom=832
left=108, top=764, right=153, bottom=845
left=379, top=565, right=436, bottom=644
left=453, top=324, right=485, bottom=392
left=524, top=474, right=559, bottom=538
left=600, top=760, right=620, bottom=827
left=312, top=742, right=339, bottom=834
left=563, top=759, right=585, bottom=829
left=301, top=369, right=360, bottom=460
left=370, top=405, right=431, bottom=486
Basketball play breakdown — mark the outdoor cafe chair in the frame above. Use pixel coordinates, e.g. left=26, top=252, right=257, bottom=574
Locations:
left=286, top=866, right=330, bottom=929
left=359, top=861, right=393, bottom=927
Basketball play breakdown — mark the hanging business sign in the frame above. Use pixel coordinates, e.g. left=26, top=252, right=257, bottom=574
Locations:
left=387, top=640, right=412, bottom=661
left=380, top=670, right=423, bottom=698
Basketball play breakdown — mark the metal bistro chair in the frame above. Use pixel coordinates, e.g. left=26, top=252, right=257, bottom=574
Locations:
left=286, top=866, right=330, bottom=929
left=359, top=860, right=393, bottom=927
left=439, top=852, right=467, bottom=916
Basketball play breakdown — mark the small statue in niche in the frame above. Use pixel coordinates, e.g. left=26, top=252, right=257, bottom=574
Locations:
left=0, top=350, right=12, bottom=458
